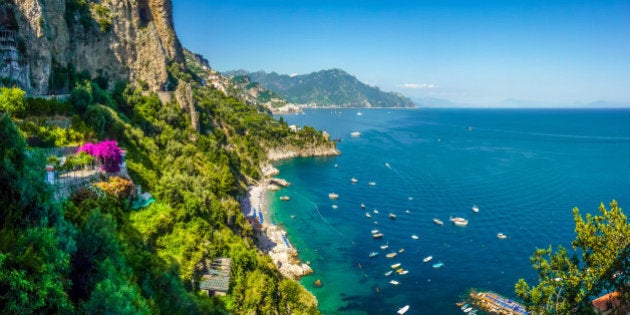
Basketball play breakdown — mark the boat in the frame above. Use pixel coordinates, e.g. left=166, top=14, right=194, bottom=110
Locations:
left=373, top=209, right=379, bottom=214
left=279, top=196, right=290, bottom=201
left=423, top=256, right=433, bottom=263
left=398, top=269, right=409, bottom=275
left=357, top=112, right=363, bottom=116
left=389, top=213, right=397, bottom=220
left=328, top=192, right=339, bottom=199
left=372, top=233, right=384, bottom=239
left=497, top=233, right=507, bottom=239
left=405, top=210, right=410, bottom=214
left=380, top=244, right=389, bottom=250
left=411, top=235, right=419, bottom=240
left=397, top=305, right=410, bottom=314
left=408, top=197, right=414, bottom=201
left=385, top=162, right=391, bottom=168
left=368, top=181, right=376, bottom=186
left=332, top=205, right=338, bottom=209
left=351, top=177, right=358, bottom=183
left=398, top=248, right=405, bottom=253
left=369, top=252, right=379, bottom=258
left=463, top=307, right=473, bottom=313
left=290, top=215, right=296, bottom=219
left=432, top=262, right=444, bottom=268
left=460, top=304, right=469, bottom=311
left=386, top=252, right=397, bottom=258
left=472, top=205, right=479, bottom=213
left=371, top=229, right=380, bottom=234
left=389, top=280, right=399, bottom=285
left=365, top=212, right=372, bottom=218
left=433, top=218, right=444, bottom=226
left=384, top=270, right=393, bottom=276
left=350, top=131, right=361, bottom=137
left=391, top=263, right=401, bottom=269
left=450, top=216, right=468, bottom=227
left=361, top=203, right=366, bottom=209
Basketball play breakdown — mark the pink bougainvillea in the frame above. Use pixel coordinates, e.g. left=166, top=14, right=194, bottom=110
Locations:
left=79, top=140, right=122, bottom=172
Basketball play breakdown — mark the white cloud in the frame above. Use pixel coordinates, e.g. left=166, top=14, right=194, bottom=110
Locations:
left=399, top=83, right=437, bottom=89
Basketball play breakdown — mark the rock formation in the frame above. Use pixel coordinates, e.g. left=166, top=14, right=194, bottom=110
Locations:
left=5, top=0, right=183, bottom=95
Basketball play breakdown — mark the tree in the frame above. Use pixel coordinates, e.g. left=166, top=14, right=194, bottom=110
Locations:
left=79, top=140, right=123, bottom=172
left=0, top=87, right=26, bottom=117
left=515, top=200, right=630, bottom=314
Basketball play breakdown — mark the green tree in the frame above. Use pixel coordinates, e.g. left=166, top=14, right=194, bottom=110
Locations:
left=0, top=87, right=26, bottom=117
left=515, top=200, right=630, bottom=314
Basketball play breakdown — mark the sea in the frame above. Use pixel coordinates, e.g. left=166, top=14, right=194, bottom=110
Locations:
left=269, top=108, right=630, bottom=315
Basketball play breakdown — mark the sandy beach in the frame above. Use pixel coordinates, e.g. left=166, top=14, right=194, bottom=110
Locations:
left=242, top=182, right=313, bottom=279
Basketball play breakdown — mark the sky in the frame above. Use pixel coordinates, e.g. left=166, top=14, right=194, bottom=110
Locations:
left=173, top=0, right=630, bottom=107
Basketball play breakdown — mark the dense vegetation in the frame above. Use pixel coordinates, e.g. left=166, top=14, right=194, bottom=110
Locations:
left=0, top=56, right=330, bottom=313
left=515, top=201, right=630, bottom=314
left=225, top=69, right=415, bottom=108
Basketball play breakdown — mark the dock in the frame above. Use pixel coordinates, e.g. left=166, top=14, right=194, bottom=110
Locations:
left=463, top=290, right=528, bottom=315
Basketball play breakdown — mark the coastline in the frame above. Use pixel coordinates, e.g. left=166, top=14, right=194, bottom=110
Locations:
left=241, top=144, right=340, bottom=280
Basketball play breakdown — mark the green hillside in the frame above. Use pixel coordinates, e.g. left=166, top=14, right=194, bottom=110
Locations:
left=225, top=69, right=416, bottom=108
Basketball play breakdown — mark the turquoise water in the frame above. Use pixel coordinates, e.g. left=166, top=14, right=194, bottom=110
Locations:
left=269, top=108, right=630, bottom=315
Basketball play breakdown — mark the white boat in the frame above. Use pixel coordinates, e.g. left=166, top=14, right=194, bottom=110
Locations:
left=411, top=235, right=419, bottom=240
left=389, top=213, right=397, bottom=220
left=365, top=212, right=372, bottom=218
left=361, top=203, right=366, bottom=208
left=433, top=218, right=444, bottom=226
left=472, top=205, right=479, bottom=213
left=389, top=280, right=399, bottom=285
left=279, top=196, right=290, bottom=201
left=391, top=263, right=401, bottom=269
left=397, top=305, right=410, bottom=314
left=384, top=270, right=393, bottom=276
left=357, top=112, right=363, bottom=116
left=386, top=252, right=397, bottom=258
left=397, top=269, right=409, bottom=275
left=405, top=210, right=410, bottom=214
left=332, top=205, right=338, bottom=209
left=385, top=162, right=391, bottom=168
left=450, top=216, right=468, bottom=227
left=328, top=192, right=339, bottom=199
left=351, top=131, right=361, bottom=137
left=372, top=233, right=384, bottom=239
left=463, top=307, right=473, bottom=313
left=380, top=244, right=389, bottom=250
left=351, top=177, right=358, bottom=183
left=398, top=248, right=405, bottom=253
left=369, top=251, right=379, bottom=258
left=497, top=233, right=507, bottom=239
left=432, top=262, right=444, bottom=268
left=423, top=256, right=433, bottom=263
left=373, top=209, right=379, bottom=214
left=368, top=181, right=376, bottom=186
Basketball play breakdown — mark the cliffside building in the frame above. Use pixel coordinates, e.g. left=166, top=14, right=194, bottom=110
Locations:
left=0, top=27, right=28, bottom=91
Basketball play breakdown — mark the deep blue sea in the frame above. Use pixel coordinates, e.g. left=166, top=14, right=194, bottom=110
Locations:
left=270, top=108, right=630, bottom=315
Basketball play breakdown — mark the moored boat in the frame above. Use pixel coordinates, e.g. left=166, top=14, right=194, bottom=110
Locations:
left=472, top=205, right=479, bottom=213
left=380, top=244, right=389, bottom=250
left=369, top=251, right=379, bottom=258
left=497, top=232, right=507, bottom=239
left=351, top=131, right=361, bottom=137
left=372, top=232, right=384, bottom=239
left=351, top=177, right=358, bottom=183
left=386, top=252, right=397, bottom=258
left=368, top=181, right=376, bottom=186
left=279, top=196, right=290, bottom=201
left=432, top=262, right=444, bottom=268
left=411, top=234, right=419, bottom=240
left=365, top=212, right=372, bottom=218
left=328, top=192, right=339, bottom=199
left=423, top=256, right=433, bottom=263
left=389, top=213, right=397, bottom=220
left=450, top=216, right=468, bottom=227
left=433, top=218, right=444, bottom=226
left=384, top=270, right=393, bottom=276
left=397, top=305, right=410, bottom=314
left=389, top=280, right=399, bottom=285
left=361, top=203, right=366, bottom=208
left=391, top=263, right=401, bottom=269
left=397, top=269, right=408, bottom=275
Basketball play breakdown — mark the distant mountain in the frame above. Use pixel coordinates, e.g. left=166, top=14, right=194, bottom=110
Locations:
left=223, top=69, right=415, bottom=108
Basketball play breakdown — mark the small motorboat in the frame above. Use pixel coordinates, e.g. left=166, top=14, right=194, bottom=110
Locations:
left=332, top=205, right=338, bottom=209
left=423, top=256, right=433, bottom=263
left=279, top=196, right=290, bottom=201
left=373, top=209, right=379, bottom=214
left=368, top=181, right=376, bottom=186
left=397, top=305, right=410, bottom=314
left=389, top=280, right=399, bottom=285
left=398, top=248, right=405, bottom=253
left=411, top=235, right=419, bottom=240
left=433, top=218, right=444, bottom=226
left=384, top=270, right=393, bottom=276
left=369, top=252, right=379, bottom=258
left=450, top=216, right=468, bottom=227
left=365, top=212, right=372, bottom=218
left=389, top=213, right=397, bottom=220
left=351, top=131, right=361, bottom=137
left=391, top=263, right=401, bottom=269
left=386, top=252, right=397, bottom=258
left=497, top=233, right=507, bottom=239
left=361, top=203, right=366, bottom=209
left=432, top=262, right=444, bottom=268
left=372, top=233, right=384, bottom=239
left=397, top=270, right=409, bottom=275
left=351, top=177, right=358, bottom=183
left=380, top=244, right=389, bottom=250
left=472, top=205, right=479, bottom=213
left=328, top=193, right=339, bottom=199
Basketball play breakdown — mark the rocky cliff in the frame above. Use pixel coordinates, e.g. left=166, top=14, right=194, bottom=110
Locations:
left=4, top=0, right=183, bottom=95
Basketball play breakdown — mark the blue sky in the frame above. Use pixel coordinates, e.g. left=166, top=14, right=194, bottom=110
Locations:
left=173, top=1, right=630, bottom=106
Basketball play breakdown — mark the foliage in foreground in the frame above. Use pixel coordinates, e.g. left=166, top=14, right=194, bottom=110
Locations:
left=515, top=200, right=630, bottom=314
left=1, top=67, right=324, bottom=314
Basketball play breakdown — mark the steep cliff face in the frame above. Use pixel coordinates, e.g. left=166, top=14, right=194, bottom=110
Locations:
left=9, top=0, right=183, bottom=95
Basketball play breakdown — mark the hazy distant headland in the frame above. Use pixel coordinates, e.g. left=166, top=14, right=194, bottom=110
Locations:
left=223, top=69, right=416, bottom=109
